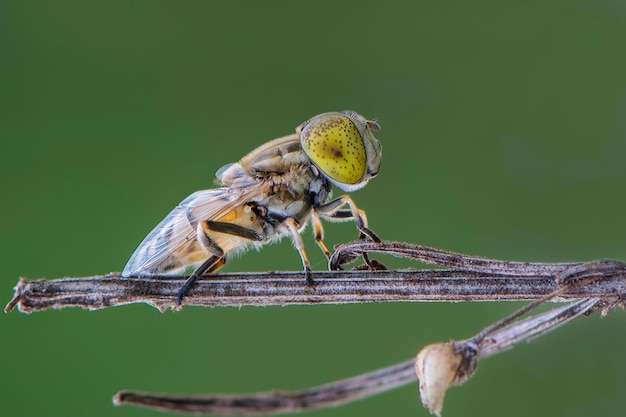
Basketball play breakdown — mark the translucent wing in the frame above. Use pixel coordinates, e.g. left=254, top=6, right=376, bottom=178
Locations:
left=122, top=178, right=269, bottom=277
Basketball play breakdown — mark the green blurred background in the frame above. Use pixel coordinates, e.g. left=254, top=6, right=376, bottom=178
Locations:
left=2, top=1, right=626, bottom=416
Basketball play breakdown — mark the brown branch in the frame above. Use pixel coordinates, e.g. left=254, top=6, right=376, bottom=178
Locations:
left=477, top=298, right=601, bottom=358
left=114, top=359, right=417, bottom=415
left=112, top=298, right=603, bottom=415
left=6, top=241, right=626, bottom=314
left=329, top=240, right=577, bottom=275
left=7, top=241, right=625, bottom=415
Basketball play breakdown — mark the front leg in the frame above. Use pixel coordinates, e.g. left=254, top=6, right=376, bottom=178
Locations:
left=315, top=195, right=382, bottom=270
left=311, top=211, right=332, bottom=260
left=315, top=195, right=381, bottom=242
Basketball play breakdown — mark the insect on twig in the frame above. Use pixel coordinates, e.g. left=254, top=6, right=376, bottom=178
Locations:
left=121, top=111, right=383, bottom=306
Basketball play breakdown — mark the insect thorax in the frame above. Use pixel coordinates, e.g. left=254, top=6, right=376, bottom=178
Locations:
left=253, top=162, right=332, bottom=228
left=220, top=138, right=333, bottom=228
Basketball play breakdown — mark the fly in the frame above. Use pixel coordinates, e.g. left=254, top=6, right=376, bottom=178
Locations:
left=122, top=111, right=383, bottom=305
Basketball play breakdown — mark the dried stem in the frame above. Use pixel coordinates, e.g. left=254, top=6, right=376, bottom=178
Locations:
left=5, top=241, right=626, bottom=314
left=7, top=241, right=625, bottom=415
left=477, top=298, right=601, bottom=358
left=112, top=298, right=603, bottom=415
left=114, top=359, right=417, bottom=415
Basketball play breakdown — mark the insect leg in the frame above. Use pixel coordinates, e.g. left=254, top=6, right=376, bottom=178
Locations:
left=204, top=221, right=265, bottom=241
left=176, top=220, right=265, bottom=306
left=315, top=196, right=383, bottom=270
left=176, top=255, right=225, bottom=307
left=315, top=195, right=381, bottom=242
left=321, top=209, right=354, bottom=220
left=281, top=217, right=313, bottom=285
left=311, top=212, right=332, bottom=260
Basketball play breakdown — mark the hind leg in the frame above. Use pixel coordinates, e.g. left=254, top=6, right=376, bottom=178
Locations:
left=175, top=220, right=264, bottom=306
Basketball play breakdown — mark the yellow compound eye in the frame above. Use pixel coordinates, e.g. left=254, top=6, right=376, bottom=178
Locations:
left=300, top=113, right=366, bottom=184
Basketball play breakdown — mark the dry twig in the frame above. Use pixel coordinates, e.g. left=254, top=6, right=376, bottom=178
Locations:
left=5, top=241, right=626, bottom=314
left=113, top=297, right=603, bottom=415
left=5, top=241, right=625, bottom=415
